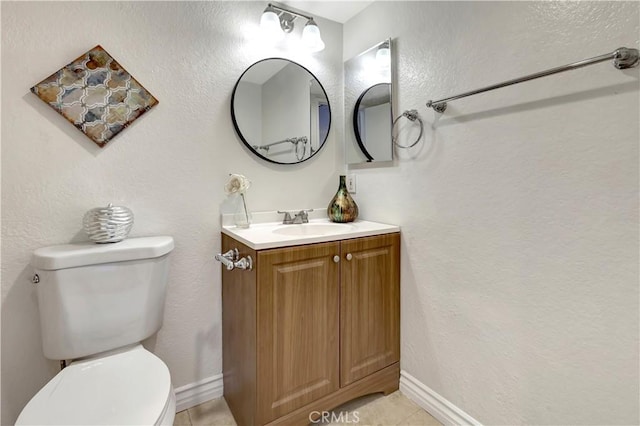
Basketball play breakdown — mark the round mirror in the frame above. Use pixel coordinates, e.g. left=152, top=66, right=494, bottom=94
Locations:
left=231, top=58, right=331, bottom=164
left=353, top=83, right=392, bottom=162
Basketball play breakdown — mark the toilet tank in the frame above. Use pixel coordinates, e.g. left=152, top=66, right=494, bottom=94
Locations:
left=30, top=236, right=174, bottom=360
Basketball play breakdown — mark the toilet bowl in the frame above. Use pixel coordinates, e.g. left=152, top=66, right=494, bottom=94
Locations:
left=16, top=236, right=175, bottom=425
left=16, top=345, right=175, bottom=425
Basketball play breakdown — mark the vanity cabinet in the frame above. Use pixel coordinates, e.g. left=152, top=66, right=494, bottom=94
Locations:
left=257, top=241, right=340, bottom=421
left=340, top=236, right=400, bottom=387
left=222, top=232, right=400, bottom=426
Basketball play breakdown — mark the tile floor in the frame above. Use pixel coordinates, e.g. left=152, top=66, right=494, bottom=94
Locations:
left=173, top=391, right=441, bottom=426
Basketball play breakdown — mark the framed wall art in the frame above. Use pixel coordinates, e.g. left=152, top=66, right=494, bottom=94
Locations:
left=31, top=45, right=158, bottom=147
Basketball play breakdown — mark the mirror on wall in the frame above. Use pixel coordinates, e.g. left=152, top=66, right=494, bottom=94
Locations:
left=231, top=58, right=331, bottom=164
left=345, top=39, right=393, bottom=164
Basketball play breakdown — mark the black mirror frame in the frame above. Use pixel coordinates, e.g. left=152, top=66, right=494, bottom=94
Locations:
left=230, top=57, right=332, bottom=165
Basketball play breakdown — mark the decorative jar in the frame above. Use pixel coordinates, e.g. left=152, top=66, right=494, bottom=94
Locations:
left=327, top=175, right=358, bottom=223
left=83, top=203, right=134, bottom=243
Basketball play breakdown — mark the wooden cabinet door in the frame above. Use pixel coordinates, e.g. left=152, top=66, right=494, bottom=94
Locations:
left=340, top=233, right=400, bottom=386
left=256, top=242, right=340, bottom=423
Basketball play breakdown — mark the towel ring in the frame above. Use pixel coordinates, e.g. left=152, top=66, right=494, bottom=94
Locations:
left=392, top=109, right=423, bottom=149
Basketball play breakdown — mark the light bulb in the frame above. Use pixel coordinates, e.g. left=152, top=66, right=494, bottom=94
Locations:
left=302, top=18, right=325, bottom=52
left=260, top=6, right=284, bottom=42
left=376, top=43, right=390, bottom=71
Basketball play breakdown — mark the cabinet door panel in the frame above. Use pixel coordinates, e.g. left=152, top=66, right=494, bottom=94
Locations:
left=257, top=242, right=340, bottom=423
left=341, top=233, right=400, bottom=386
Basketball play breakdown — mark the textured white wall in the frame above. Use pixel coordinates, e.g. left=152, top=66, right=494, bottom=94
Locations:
left=345, top=2, right=639, bottom=424
left=0, top=2, right=343, bottom=424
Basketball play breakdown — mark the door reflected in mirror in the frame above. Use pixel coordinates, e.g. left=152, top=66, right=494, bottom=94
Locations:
left=231, top=58, right=331, bottom=164
left=345, top=39, right=393, bottom=164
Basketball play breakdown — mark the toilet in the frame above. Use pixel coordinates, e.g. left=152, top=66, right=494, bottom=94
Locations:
left=16, top=236, right=176, bottom=426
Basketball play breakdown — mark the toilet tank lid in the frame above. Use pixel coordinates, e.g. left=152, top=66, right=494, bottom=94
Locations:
left=31, top=236, right=174, bottom=270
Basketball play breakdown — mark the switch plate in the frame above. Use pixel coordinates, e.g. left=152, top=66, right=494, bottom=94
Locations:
left=347, top=174, right=356, bottom=193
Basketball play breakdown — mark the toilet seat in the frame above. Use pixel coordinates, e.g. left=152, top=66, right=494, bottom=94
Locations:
left=16, top=345, right=174, bottom=425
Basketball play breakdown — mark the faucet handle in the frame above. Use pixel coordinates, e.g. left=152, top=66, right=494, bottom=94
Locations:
left=277, top=211, right=293, bottom=224
left=297, top=209, right=314, bottom=223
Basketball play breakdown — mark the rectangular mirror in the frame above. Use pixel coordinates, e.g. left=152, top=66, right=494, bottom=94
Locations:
left=345, top=38, right=394, bottom=164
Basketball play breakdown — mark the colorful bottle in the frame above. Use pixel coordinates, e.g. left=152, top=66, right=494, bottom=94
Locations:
left=327, top=175, right=358, bottom=223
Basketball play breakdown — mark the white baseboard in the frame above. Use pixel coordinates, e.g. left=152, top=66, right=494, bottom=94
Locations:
left=400, top=370, right=481, bottom=426
left=174, top=374, right=224, bottom=412
left=173, top=370, right=479, bottom=423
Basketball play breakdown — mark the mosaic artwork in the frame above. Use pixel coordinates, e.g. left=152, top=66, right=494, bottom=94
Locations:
left=31, top=45, right=158, bottom=147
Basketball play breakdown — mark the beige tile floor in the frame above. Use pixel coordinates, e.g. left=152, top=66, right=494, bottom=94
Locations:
left=173, top=391, right=441, bottom=426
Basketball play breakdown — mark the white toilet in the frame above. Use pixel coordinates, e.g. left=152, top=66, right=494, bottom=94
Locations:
left=16, top=236, right=176, bottom=426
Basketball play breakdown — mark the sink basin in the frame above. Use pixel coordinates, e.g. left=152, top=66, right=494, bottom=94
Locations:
left=272, top=223, right=356, bottom=237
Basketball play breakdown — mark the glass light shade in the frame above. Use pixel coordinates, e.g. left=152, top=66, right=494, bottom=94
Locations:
left=302, top=19, right=325, bottom=52
left=376, top=45, right=391, bottom=71
left=260, top=9, right=284, bottom=42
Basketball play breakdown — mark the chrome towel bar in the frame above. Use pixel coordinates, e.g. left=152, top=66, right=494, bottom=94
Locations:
left=426, top=47, right=639, bottom=113
left=253, top=136, right=308, bottom=152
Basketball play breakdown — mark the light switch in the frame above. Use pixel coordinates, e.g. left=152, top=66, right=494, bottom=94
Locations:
left=347, top=174, right=356, bottom=193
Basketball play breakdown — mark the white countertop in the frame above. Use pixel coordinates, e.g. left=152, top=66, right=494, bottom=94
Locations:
left=221, top=211, right=399, bottom=250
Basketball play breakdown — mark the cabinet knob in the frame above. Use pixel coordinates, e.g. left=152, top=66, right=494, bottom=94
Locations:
left=333, top=255, right=340, bottom=263
left=346, top=253, right=353, bottom=261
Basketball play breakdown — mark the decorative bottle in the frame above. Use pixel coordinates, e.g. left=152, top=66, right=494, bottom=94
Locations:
left=327, top=175, right=358, bottom=223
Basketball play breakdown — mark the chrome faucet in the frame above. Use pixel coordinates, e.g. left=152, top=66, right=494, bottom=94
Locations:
left=278, top=209, right=314, bottom=224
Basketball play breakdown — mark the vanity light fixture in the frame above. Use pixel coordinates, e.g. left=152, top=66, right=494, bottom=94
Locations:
left=260, top=3, right=325, bottom=52
left=260, top=4, right=285, bottom=42
left=302, top=18, right=325, bottom=52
